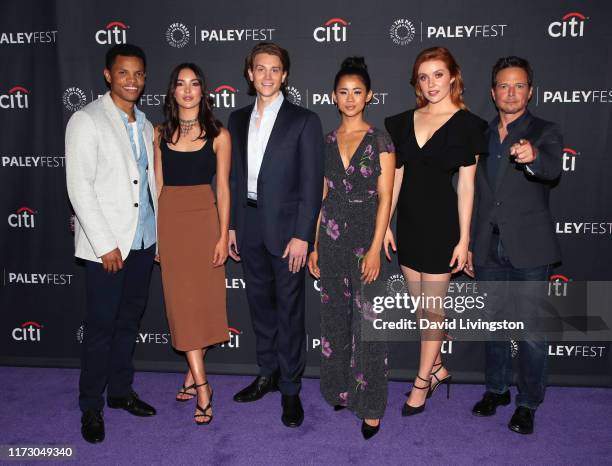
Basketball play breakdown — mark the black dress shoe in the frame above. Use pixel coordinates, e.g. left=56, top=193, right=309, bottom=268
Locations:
left=81, top=410, right=105, bottom=443
left=508, top=406, right=535, bottom=434
left=107, top=390, right=156, bottom=416
left=233, top=375, right=278, bottom=403
left=361, top=420, right=380, bottom=440
left=281, top=394, right=304, bottom=428
left=471, top=391, right=511, bottom=417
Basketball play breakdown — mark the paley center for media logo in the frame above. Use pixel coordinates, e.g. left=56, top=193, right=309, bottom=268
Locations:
left=285, top=86, right=302, bottom=106
left=7, top=206, right=36, bottom=228
left=95, top=21, right=128, bottom=45
left=313, top=18, right=349, bottom=43
left=389, top=18, right=507, bottom=45
left=63, top=87, right=88, bottom=112
left=548, top=12, right=587, bottom=38
left=310, top=91, right=388, bottom=106
left=0, top=86, right=30, bottom=109
left=12, top=321, right=43, bottom=342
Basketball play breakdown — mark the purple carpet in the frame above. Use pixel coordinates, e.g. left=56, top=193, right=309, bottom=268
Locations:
left=1, top=366, right=610, bottom=465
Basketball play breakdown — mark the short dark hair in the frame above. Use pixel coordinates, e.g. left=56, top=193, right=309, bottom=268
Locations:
left=105, top=43, right=147, bottom=70
left=334, top=56, right=371, bottom=92
left=491, top=56, right=533, bottom=88
left=243, top=42, right=290, bottom=96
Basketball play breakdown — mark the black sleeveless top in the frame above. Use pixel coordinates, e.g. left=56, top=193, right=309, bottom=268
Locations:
left=161, top=138, right=217, bottom=186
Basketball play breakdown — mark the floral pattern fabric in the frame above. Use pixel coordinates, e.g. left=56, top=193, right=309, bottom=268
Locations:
left=318, top=127, right=394, bottom=419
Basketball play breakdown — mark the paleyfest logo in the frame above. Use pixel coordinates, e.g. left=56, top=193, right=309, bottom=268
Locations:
left=548, top=12, right=587, bottom=38
left=313, top=18, right=349, bottom=42
left=166, top=22, right=190, bottom=48
left=0, top=86, right=30, bottom=109
left=95, top=21, right=128, bottom=45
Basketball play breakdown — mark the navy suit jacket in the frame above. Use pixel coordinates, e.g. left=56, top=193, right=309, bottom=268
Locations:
left=471, top=111, right=563, bottom=268
left=228, top=99, right=324, bottom=256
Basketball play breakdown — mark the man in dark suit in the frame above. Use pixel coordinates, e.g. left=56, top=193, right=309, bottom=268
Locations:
left=466, top=56, right=562, bottom=434
left=227, top=42, right=324, bottom=427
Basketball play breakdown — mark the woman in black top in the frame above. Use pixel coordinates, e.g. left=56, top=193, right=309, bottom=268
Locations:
left=153, top=63, right=231, bottom=425
left=384, top=47, right=487, bottom=416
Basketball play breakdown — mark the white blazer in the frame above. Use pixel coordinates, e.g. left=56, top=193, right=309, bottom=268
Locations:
left=65, top=92, right=157, bottom=263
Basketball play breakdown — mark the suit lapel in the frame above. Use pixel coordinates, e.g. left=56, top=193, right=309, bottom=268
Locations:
left=102, top=93, right=138, bottom=178
left=238, top=103, right=254, bottom=171
left=494, top=111, right=533, bottom=193
left=259, top=100, right=291, bottom=177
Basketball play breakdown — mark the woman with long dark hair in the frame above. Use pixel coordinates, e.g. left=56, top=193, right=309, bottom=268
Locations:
left=153, top=63, right=231, bottom=425
left=308, top=57, right=395, bottom=439
left=384, top=47, right=487, bottom=417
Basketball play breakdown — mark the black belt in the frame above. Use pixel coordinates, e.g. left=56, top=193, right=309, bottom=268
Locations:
left=247, top=199, right=258, bottom=208
left=491, top=224, right=500, bottom=235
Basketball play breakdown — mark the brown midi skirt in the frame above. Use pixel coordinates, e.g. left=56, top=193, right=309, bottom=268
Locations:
left=158, top=184, right=228, bottom=351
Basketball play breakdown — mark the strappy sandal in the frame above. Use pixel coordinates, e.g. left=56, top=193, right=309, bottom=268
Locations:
left=194, top=382, right=213, bottom=425
left=401, top=375, right=430, bottom=416
left=428, top=361, right=452, bottom=399
left=176, top=383, right=197, bottom=402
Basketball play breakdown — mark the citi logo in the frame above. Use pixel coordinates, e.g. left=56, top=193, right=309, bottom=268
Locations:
left=562, top=147, right=579, bottom=172
left=220, top=327, right=242, bottom=348
left=314, top=18, right=349, bottom=42
left=8, top=206, right=36, bottom=228
left=548, top=12, right=586, bottom=38
left=548, top=274, right=569, bottom=297
left=210, top=85, right=237, bottom=108
left=95, top=21, right=128, bottom=45
left=0, top=86, right=30, bottom=109
left=12, top=321, right=42, bottom=342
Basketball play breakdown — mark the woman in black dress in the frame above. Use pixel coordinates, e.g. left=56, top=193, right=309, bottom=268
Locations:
left=384, top=47, right=487, bottom=416
left=308, top=57, right=395, bottom=439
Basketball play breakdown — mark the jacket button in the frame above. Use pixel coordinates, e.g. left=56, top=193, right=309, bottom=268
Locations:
left=495, top=201, right=502, bottom=206
left=133, top=180, right=138, bottom=184
left=134, top=203, right=139, bottom=207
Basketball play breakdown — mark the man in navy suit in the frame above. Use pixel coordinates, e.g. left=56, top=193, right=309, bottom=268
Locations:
left=228, top=42, right=324, bottom=427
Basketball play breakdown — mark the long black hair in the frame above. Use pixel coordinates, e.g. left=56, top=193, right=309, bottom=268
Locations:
left=161, top=62, right=222, bottom=144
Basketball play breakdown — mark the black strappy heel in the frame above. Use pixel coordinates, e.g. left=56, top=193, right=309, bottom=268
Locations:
left=194, top=381, right=213, bottom=425
left=428, top=362, right=452, bottom=399
left=176, top=382, right=197, bottom=402
left=402, top=375, right=430, bottom=416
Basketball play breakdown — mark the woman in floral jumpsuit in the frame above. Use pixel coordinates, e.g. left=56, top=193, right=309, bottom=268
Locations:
left=308, top=57, right=395, bottom=439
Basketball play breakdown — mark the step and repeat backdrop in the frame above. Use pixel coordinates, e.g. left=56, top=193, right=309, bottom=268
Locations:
left=1, top=0, right=611, bottom=386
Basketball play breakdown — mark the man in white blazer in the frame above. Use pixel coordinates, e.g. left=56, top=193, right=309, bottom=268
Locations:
left=65, top=44, right=157, bottom=444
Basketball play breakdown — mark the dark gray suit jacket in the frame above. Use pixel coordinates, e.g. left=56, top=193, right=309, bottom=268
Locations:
left=471, top=111, right=563, bottom=268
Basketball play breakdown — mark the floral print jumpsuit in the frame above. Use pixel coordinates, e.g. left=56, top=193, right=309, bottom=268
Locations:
left=318, top=127, right=395, bottom=419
